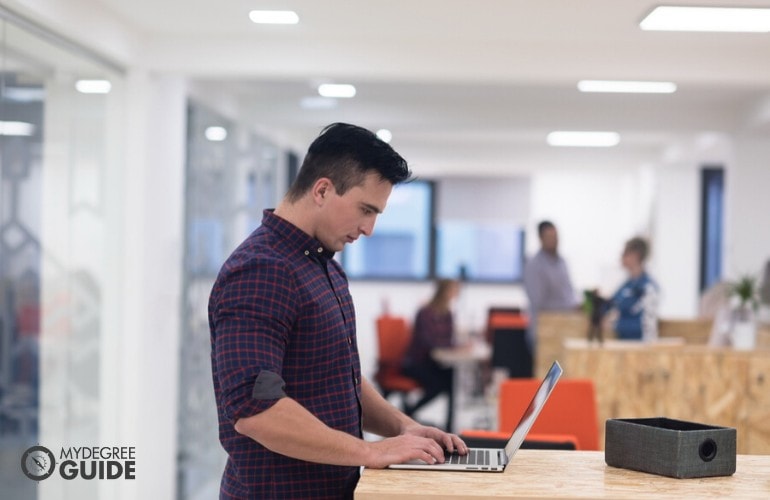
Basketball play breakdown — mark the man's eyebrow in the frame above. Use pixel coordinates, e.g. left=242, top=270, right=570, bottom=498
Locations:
left=362, top=202, right=383, bottom=214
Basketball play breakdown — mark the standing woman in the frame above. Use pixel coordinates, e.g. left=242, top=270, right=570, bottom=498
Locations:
left=403, top=279, right=460, bottom=431
left=607, top=237, right=660, bottom=341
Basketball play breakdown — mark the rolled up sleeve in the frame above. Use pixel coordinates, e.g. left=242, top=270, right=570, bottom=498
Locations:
left=210, top=258, right=297, bottom=423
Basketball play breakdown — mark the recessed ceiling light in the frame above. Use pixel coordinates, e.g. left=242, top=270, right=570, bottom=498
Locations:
left=75, top=80, right=111, bottom=94
left=4, top=87, right=46, bottom=102
left=376, top=129, right=393, bottom=143
left=0, top=121, right=35, bottom=136
left=318, top=83, right=356, bottom=98
left=547, top=131, right=620, bottom=147
left=205, top=126, right=228, bottom=141
left=640, top=6, right=770, bottom=32
left=578, top=80, right=677, bottom=94
left=249, top=10, right=299, bottom=25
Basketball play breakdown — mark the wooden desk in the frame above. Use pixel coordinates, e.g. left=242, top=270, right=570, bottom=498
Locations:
left=355, top=450, right=770, bottom=499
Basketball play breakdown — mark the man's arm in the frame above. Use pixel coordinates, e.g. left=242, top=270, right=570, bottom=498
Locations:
left=360, top=378, right=466, bottom=454
left=523, top=258, right=544, bottom=312
left=233, top=392, right=456, bottom=468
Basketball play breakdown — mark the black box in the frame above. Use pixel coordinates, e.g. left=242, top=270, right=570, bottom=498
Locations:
left=605, top=417, right=736, bottom=479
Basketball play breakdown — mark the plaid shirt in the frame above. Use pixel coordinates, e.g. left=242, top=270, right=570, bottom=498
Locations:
left=209, top=210, right=363, bottom=499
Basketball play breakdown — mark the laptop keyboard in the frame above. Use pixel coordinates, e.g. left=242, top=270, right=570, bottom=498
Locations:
left=445, top=449, right=490, bottom=466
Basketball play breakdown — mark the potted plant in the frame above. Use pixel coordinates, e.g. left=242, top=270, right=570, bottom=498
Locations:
left=729, top=274, right=759, bottom=349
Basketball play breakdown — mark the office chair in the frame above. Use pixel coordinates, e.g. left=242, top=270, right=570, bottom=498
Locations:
left=373, top=315, right=421, bottom=410
left=487, top=308, right=532, bottom=378
left=461, top=378, right=599, bottom=451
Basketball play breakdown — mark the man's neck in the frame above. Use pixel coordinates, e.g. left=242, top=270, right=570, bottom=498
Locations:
left=274, top=198, right=315, bottom=238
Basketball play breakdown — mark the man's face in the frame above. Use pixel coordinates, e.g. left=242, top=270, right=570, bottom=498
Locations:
left=316, top=172, right=393, bottom=252
left=540, top=226, right=558, bottom=253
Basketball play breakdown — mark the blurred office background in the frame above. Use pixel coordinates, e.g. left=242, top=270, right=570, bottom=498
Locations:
left=1, top=1, right=770, bottom=499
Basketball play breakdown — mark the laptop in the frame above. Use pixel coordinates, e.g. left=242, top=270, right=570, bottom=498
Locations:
left=389, top=360, right=563, bottom=472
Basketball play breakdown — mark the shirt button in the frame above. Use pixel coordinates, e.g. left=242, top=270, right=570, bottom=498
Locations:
left=304, top=250, right=310, bottom=256
left=317, top=247, right=323, bottom=253
left=348, top=337, right=352, bottom=345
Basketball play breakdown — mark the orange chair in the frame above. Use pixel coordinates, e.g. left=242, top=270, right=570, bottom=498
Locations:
left=374, top=315, right=421, bottom=408
left=461, top=378, right=599, bottom=451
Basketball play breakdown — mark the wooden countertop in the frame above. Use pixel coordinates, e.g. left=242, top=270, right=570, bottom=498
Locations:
left=355, top=450, right=770, bottom=499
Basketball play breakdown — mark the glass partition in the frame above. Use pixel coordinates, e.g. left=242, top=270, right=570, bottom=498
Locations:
left=178, top=100, right=283, bottom=499
left=0, top=9, right=125, bottom=499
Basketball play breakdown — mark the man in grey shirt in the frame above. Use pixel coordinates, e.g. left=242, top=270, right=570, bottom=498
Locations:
left=523, top=221, right=578, bottom=351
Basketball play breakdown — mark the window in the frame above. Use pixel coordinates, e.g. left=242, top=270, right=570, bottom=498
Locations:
left=342, top=177, right=529, bottom=282
left=436, top=222, right=525, bottom=281
left=700, top=167, right=724, bottom=291
left=342, top=181, right=433, bottom=279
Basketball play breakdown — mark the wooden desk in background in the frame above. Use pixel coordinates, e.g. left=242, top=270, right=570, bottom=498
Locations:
left=355, top=450, right=770, bottom=499
left=564, top=340, right=770, bottom=455
left=535, top=312, right=722, bottom=378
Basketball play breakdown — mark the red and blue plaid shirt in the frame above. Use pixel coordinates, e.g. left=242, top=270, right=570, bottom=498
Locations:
left=209, top=210, right=363, bottom=499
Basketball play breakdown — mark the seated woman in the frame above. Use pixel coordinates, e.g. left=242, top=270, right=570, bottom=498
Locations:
left=402, top=278, right=459, bottom=431
left=604, top=237, right=660, bottom=341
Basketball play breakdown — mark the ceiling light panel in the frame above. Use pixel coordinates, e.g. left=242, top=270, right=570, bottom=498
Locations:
left=640, top=6, right=770, bottom=32
left=547, top=131, right=620, bottom=147
left=249, top=10, right=299, bottom=25
left=578, top=80, right=677, bottom=94
left=75, top=80, right=112, bottom=94
left=318, top=83, right=356, bottom=98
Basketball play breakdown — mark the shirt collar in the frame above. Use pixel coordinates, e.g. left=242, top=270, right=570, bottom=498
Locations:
left=261, top=209, right=336, bottom=263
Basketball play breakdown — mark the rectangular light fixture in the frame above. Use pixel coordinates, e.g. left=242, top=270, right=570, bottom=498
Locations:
left=547, top=131, right=620, bottom=147
left=318, top=83, right=356, bottom=98
left=249, top=10, right=299, bottom=25
left=578, top=80, right=677, bottom=94
left=640, top=6, right=770, bottom=32
left=75, top=80, right=112, bottom=94
left=0, top=121, right=35, bottom=136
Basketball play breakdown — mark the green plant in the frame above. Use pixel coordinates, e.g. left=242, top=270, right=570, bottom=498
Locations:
left=730, top=274, right=759, bottom=313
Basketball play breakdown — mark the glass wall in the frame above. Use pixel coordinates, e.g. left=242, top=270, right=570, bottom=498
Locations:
left=0, top=8, right=124, bottom=499
left=178, top=100, right=284, bottom=500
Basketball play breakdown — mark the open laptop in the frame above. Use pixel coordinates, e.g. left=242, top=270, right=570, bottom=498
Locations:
left=389, top=360, right=563, bottom=472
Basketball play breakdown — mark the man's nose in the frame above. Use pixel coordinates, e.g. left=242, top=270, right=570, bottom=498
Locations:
left=360, top=218, right=376, bottom=236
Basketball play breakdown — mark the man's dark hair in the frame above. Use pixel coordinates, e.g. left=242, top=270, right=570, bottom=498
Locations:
left=286, top=123, right=412, bottom=201
left=537, top=220, right=556, bottom=237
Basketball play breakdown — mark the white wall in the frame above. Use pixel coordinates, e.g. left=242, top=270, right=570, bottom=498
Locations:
left=528, top=166, right=653, bottom=300
left=111, top=72, right=187, bottom=500
left=726, top=136, right=770, bottom=280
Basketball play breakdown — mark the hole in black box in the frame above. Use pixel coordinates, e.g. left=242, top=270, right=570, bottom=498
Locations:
left=699, top=438, right=717, bottom=462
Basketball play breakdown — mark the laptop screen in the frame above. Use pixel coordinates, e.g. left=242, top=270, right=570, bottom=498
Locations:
left=503, top=360, right=563, bottom=459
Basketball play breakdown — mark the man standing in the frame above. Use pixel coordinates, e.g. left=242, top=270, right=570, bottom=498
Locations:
left=523, top=221, right=578, bottom=352
left=209, top=123, right=466, bottom=499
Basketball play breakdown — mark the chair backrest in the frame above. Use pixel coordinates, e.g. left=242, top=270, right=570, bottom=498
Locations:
left=376, top=315, right=412, bottom=364
left=374, top=315, right=421, bottom=394
left=498, top=377, right=599, bottom=450
left=487, top=308, right=532, bottom=377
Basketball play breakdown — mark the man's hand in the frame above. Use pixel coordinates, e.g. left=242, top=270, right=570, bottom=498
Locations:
left=400, top=422, right=468, bottom=456
left=364, top=426, right=467, bottom=469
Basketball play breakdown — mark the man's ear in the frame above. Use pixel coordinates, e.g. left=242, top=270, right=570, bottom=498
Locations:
left=312, top=178, right=333, bottom=205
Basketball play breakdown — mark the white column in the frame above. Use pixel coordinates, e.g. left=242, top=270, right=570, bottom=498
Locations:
left=109, top=70, right=187, bottom=500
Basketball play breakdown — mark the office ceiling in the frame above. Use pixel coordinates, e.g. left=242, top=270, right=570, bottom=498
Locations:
left=94, top=0, right=770, bottom=175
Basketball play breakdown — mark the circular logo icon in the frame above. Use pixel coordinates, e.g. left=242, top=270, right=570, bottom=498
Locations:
left=21, top=445, right=56, bottom=481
